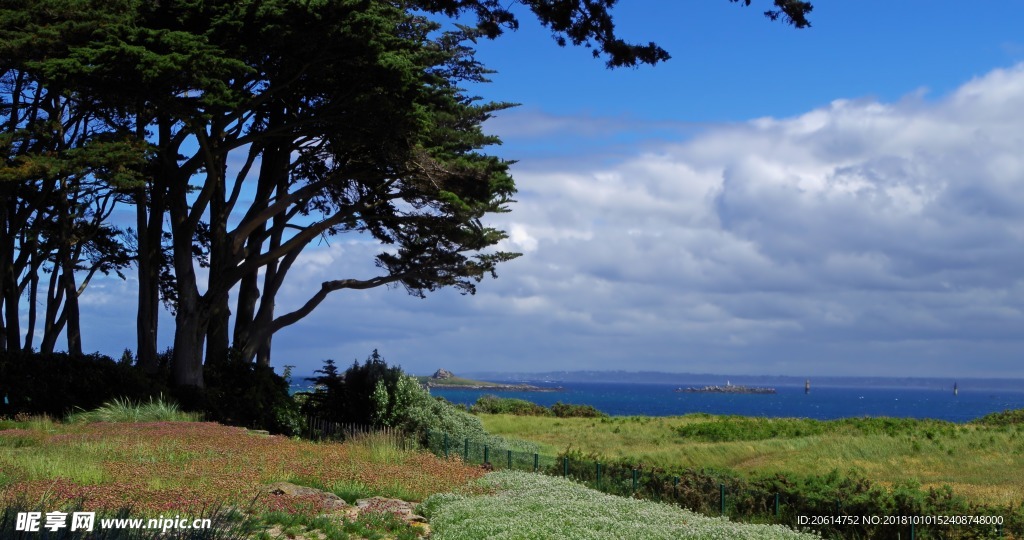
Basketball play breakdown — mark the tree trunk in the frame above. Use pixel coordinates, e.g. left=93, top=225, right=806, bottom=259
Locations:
left=168, top=166, right=206, bottom=388
left=135, top=192, right=162, bottom=373
left=39, top=261, right=62, bottom=355
left=3, top=274, right=21, bottom=352
left=232, top=261, right=260, bottom=357
left=62, top=257, right=82, bottom=356
left=257, top=335, right=272, bottom=367
left=172, top=293, right=206, bottom=388
left=204, top=294, right=230, bottom=366
left=204, top=150, right=231, bottom=367
left=135, top=118, right=169, bottom=373
left=23, top=260, right=38, bottom=351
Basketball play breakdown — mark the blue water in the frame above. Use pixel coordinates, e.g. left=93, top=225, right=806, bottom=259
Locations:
left=424, top=382, right=1024, bottom=422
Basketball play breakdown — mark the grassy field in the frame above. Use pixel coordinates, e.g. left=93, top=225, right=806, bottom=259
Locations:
left=479, top=413, right=1024, bottom=505
left=0, top=416, right=482, bottom=514
left=0, top=408, right=826, bottom=539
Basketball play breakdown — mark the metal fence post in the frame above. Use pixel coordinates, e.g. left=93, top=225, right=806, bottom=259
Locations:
left=563, top=456, right=568, bottom=478
left=596, top=462, right=602, bottom=489
left=534, top=453, right=539, bottom=472
left=507, top=449, right=512, bottom=469
left=632, top=469, right=638, bottom=493
left=774, top=493, right=780, bottom=518
left=484, top=445, right=489, bottom=465
left=720, top=484, right=725, bottom=515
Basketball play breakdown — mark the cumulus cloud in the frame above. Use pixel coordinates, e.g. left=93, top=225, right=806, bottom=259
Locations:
left=73, top=64, right=1024, bottom=378
left=459, top=64, right=1024, bottom=376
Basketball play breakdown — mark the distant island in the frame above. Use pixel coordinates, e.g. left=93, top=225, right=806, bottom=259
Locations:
left=676, top=382, right=777, bottom=395
left=418, top=369, right=560, bottom=392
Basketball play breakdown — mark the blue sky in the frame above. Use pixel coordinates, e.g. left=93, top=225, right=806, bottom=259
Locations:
left=77, top=1, right=1024, bottom=378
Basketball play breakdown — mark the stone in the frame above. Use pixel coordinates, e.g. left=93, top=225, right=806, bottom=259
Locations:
left=355, top=496, right=427, bottom=523
left=431, top=368, right=455, bottom=379
left=261, top=482, right=349, bottom=512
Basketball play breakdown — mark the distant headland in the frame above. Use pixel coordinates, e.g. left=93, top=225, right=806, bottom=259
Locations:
left=417, top=369, right=560, bottom=392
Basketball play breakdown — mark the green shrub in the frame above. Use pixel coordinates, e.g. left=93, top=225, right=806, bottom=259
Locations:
left=0, top=350, right=167, bottom=418
left=971, top=408, right=1024, bottom=426
left=403, top=394, right=538, bottom=453
left=467, top=395, right=607, bottom=418
left=301, top=350, right=407, bottom=427
left=551, top=401, right=607, bottom=418
left=199, top=354, right=301, bottom=435
left=469, top=395, right=550, bottom=416
left=301, top=352, right=539, bottom=453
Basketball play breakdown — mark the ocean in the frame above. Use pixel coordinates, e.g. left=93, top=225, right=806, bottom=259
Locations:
left=289, top=380, right=1024, bottom=422
left=425, top=382, right=1024, bottom=422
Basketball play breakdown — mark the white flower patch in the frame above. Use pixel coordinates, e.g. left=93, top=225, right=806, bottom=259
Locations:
left=421, top=470, right=820, bottom=539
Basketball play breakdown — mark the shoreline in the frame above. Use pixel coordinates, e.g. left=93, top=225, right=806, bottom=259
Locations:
left=425, top=383, right=562, bottom=392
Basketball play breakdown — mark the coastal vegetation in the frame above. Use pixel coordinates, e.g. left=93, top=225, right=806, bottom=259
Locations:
left=299, top=355, right=540, bottom=454
left=1, top=399, right=826, bottom=539
left=469, top=394, right=607, bottom=418
left=479, top=412, right=1024, bottom=506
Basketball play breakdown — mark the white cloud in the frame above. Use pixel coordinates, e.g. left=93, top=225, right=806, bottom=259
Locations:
left=454, top=63, right=1024, bottom=376
left=70, top=64, right=1024, bottom=378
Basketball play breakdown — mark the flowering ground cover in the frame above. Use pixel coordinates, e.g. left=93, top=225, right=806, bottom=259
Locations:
left=0, top=419, right=484, bottom=515
left=420, top=470, right=820, bottom=539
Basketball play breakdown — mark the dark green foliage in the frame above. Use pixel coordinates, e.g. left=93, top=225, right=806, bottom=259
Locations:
left=300, top=354, right=534, bottom=451
left=301, top=350, right=403, bottom=427
left=469, top=395, right=550, bottom=416
left=971, top=408, right=1024, bottom=426
left=729, top=0, right=813, bottom=29
left=468, top=395, right=607, bottom=418
left=550, top=401, right=606, bottom=418
left=198, top=354, right=301, bottom=436
left=0, top=350, right=165, bottom=418
left=0, top=348, right=299, bottom=434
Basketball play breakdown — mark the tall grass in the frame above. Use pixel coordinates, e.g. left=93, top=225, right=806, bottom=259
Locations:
left=345, top=430, right=416, bottom=465
left=479, top=413, right=1024, bottom=505
left=66, top=396, right=202, bottom=424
